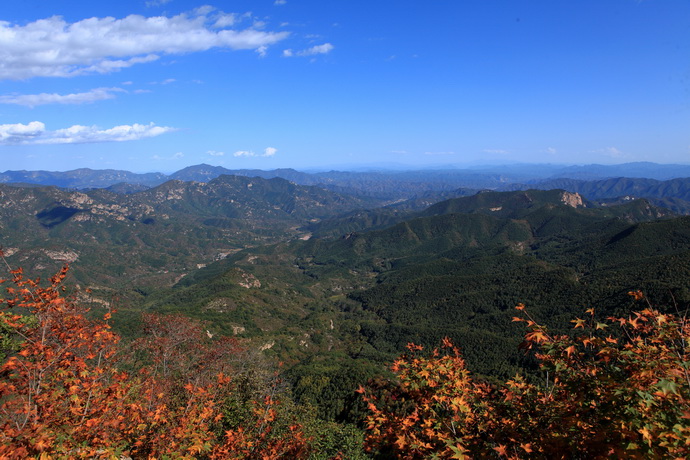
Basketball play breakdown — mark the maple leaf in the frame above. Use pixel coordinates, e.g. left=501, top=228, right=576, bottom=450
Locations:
left=525, top=330, right=549, bottom=343
left=520, top=443, right=533, bottom=453
left=605, top=336, right=618, bottom=344
left=628, top=290, right=644, bottom=301
left=639, top=427, right=652, bottom=443
left=571, top=318, right=586, bottom=329
left=395, top=435, right=407, bottom=449
left=493, top=444, right=508, bottom=456
left=565, top=345, right=576, bottom=358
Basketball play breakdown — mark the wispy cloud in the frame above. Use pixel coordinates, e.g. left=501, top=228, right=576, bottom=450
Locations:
left=274, top=0, right=287, bottom=5
left=0, top=8, right=290, bottom=80
left=153, top=151, right=184, bottom=160
left=207, top=150, right=225, bottom=156
left=424, top=151, right=455, bottom=155
left=146, top=0, right=172, bottom=7
left=592, top=146, right=624, bottom=158
left=0, top=87, right=125, bottom=108
left=483, top=149, right=510, bottom=155
left=0, top=121, right=175, bottom=145
left=543, top=147, right=557, bottom=154
left=283, top=43, right=334, bottom=57
left=233, top=147, right=278, bottom=157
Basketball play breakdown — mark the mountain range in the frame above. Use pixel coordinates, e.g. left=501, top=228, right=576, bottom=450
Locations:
left=0, top=174, right=371, bottom=290
left=144, top=188, right=688, bottom=381
left=3, top=164, right=690, bottom=426
left=4, top=162, right=690, bottom=213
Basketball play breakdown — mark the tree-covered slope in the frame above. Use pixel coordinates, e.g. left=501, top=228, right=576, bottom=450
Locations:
left=0, top=175, right=373, bottom=290
left=144, top=190, right=686, bottom=381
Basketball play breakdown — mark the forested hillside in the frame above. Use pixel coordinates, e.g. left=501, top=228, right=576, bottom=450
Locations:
left=2, top=254, right=688, bottom=458
left=2, top=169, right=690, bottom=458
left=143, top=190, right=690, bottom=394
left=0, top=175, right=374, bottom=290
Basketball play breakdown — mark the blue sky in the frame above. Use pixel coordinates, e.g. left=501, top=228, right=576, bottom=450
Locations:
left=0, top=0, right=688, bottom=173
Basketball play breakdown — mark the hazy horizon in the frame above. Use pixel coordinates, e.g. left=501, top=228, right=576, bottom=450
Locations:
left=4, top=160, right=690, bottom=177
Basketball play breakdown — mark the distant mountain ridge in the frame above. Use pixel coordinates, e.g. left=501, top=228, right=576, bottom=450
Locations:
left=500, top=176, right=690, bottom=214
left=518, top=177, right=690, bottom=201
left=4, top=161, right=690, bottom=194
left=4, top=162, right=690, bottom=215
left=0, top=168, right=167, bottom=189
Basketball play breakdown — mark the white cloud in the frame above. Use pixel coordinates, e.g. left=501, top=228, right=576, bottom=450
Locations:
left=274, top=0, right=287, bottom=5
left=233, top=147, right=277, bottom=157
left=483, top=149, right=510, bottom=155
left=544, top=147, right=557, bottom=154
left=0, top=9, right=290, bottom=80
left=0, top=121, right=46, bottom=143
left=300, top=43, right=334, bottom=56
left=193, top=6, right=216, bottom=16
left=0, top=121, right=174, bottom=145
left=283, top=43, right=334, bottom=57
left=213, top=13, right=237, bottom=28
left=0, top=87, right=125, bottom=107
left=207, top=150, right=225, bottom=156
left=603, top=146, right=623, bottom=157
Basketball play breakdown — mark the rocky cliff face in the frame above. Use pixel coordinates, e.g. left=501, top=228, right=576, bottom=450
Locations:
left=560, top=191, right=584, bottom=208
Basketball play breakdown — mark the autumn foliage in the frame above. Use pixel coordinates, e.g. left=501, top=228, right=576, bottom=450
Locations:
left=0, top=261, right=309, bottom=459
left=3, top=257, right=690, bottom=459
left=361, top=297, right=690, bottom=459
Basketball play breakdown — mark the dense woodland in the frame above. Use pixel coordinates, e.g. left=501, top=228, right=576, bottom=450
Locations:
left=2, top=164, right=690, bottom=457
left=2, top=261, right=689, bottom=458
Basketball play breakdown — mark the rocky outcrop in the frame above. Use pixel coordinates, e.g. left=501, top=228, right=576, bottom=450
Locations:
left=560, top=191, right=584, bottom=208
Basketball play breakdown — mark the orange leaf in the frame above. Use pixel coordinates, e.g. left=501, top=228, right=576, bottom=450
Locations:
left=571, top=318, right=586, bottom=329
left=494, top=444, right=508, bottom=456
